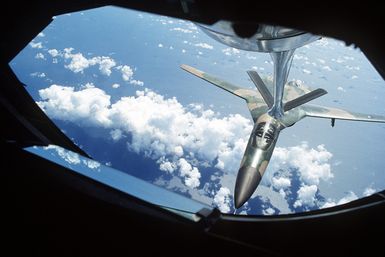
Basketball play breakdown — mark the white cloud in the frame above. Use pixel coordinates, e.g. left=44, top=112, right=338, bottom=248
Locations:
left=30, top=72, right=46, bottom=78
left=30, top=42, right=43, bottom=49
left=262, top=207, right=276, bottom=215
left=45, top=145, right=100, bottom=170
left=48, top=49, right=60, bottom=57
left=37, top=86, right=253, bottom=189
left=112, top=83, right=120, bottom=89
left=222, top=47, right=240, bottom=56
left=35, top=53, right=45, bottom=60
left=63, top=48, right=116, bottom=75
left=321, top=200, right=336, bottom=209
left=322, top=65, right=332, bottom=71
left=213, top=187, right=232, bottom=213
left=82, top=159, right=101, bottom=170
left=65, top=52, right=90, bottom=73
left=158, top=43, right=163, bottom=48
left=119, top=65, right=134, bottom=81
left=178, top=158, right=201, bottom=188
left=321, top=191, right=359, bottom=209
left=174, top=146, right=183, bottom=157
left=363, top=187, right=376, bottom=197
left=269, top=142, right=333, bottom=186
left=130, top=80, right=144, bottom=86
left=92, top=56, right=116, bottom=76
left=37, top=84, right=340, bottom=212
left=37, top=84, right=112, bottom=127
left=110, top=129, right=123, bottom=141
left=45, top=145, right=80, bottom=165
left=317, top=58, right=326, bottom=64
left=170, top=27, right=193, bottom=33
left=37, top=32, right=45, bottom=37
left=271, top=176, right=291, bottom=190
left=337, top=86, right=346, bottom=92
left=293, top=185, right=318, bottom=208
left=337, top=191, right=358, bottom=205
left=158, top=159, right=176, bottom=173
left=302, top=69, right=311, bottom=74
left=195, top=43, right=213, bottom=49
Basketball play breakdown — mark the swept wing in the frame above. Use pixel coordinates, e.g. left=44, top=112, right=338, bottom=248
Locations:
left=302, top=105, right=385, bottom=123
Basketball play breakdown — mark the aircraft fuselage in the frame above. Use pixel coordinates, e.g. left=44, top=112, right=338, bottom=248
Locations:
left=234, top=113, right=284, bottom=209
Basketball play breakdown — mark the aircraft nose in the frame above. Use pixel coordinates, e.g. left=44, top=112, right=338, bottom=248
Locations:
left=234, top=165, right=262, bottom=209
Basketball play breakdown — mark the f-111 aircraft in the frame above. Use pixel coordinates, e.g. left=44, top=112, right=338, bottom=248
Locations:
left=181, top=63, right=385, bottom=208
left=181, top=22, right=385, bottom=209
left=181, top=38, right=385, bottom=209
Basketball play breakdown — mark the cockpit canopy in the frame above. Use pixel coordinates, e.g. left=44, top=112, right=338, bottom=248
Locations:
left=253, top=122, right=278, bottom=150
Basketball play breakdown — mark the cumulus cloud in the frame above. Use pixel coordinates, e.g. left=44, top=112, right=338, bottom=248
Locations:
left=337, top=191, right=358, bottom=205
left=48, top=49, right=60, bottom=57
left=222, top=47, right=240, bottom=56
left=363, top=187, right=376, bottom=196
left=37, top=84, right=337, bottom=211
left=82, top=159, right=101, bottom=170
left=263, top=207, right=276, bottom=215
left=112, top=83, right=120, bottom=89
left=130, top=80, right=144, bottom=86
left=30, top=72, right=46, bottom=78
left=30, top=42, right=43, bottom=49
left=270, top=142, right=333, bottom=186
left=63, top=48, right=116, bottom=75
left=35, top=53, right=45, bottom=60
left=213, top=187, right=232, bottom=213
left=118, top=65, right=134, bottom=81
left=178, top=158, right=201, bottom=188
left=158, top=158, right=176, bottom=173
left=195, top=43, right=213, bottom=49
left=110, top=129, right=123, bottom=141
left=37, top=85, right=253, bottom=189
left=37, top=32, right=45, bottom=37
left=321, top=191, right=359, bottom=209
left=37, top=84, right=112, bottom=127
left=93, top=56, right=116, bottom=76
left=170, top=27, right=193, bottom=33
left=45, top=145, right=100, bottom=170
left=293, top=185, right=318, bottom=208
left=65, top=52, right=90, bottom=73
left=45, top=145, right=80, bottom=165
left=322, top=66, right=332, bottom=71
left=271, top=176, right=291, bottom=190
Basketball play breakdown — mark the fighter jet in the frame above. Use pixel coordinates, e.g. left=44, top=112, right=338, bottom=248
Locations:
left=180, top=22, right=385, bottom=209
left=181, top=63, right=385, bottom=209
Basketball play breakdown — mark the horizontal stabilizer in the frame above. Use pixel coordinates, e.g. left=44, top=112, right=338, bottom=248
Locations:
left=181, top=64, right=258, bottom=100
left=303, top=105, right=385, bottom=123
left=247, top=70, right=273, bottom=108
left=284, top=88, right=327, bottom=111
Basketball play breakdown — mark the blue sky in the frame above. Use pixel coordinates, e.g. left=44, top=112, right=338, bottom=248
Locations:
left=10, top=6, right=385, bottom=215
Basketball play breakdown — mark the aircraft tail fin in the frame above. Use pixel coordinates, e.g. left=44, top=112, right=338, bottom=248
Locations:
left=246, top=70, right=273, bottom=108
left=181, top=64, right=258, bottom=101
left=284, top=88, right=327, bottom=112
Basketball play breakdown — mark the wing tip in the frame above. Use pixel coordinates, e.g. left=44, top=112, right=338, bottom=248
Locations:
left=180, top=64, right=204, bottom=77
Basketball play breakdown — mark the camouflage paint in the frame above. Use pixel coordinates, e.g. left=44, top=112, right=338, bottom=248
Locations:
left=181, top=64, right=385, bottom=208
